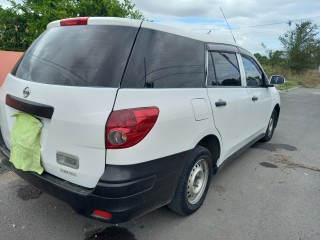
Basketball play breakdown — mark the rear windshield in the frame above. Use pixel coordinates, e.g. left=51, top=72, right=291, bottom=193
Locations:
left=12, top=25, right=138, bottom=87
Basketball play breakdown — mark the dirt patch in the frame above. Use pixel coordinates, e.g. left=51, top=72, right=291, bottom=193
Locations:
left=274, top=154, right=320, bottom=172
left=17, top=185, right=43, bottom=201
left=85, top=226, right=136, bottom=240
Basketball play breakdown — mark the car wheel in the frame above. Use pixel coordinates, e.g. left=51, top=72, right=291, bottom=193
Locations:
left=167, top=145, right=212, bottom=215
left=261, top=109, right=277, bottom=142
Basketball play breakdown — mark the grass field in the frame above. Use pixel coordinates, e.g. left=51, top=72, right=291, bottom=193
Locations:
left=264, top=65, right=320, bottom=90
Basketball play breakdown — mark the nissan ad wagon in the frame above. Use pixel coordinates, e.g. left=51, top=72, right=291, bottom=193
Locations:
left=0, top=17, right=284, bottom=223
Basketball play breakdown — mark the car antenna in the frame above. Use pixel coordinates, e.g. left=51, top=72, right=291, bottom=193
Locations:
left=220, top=7, right=237, bottom=44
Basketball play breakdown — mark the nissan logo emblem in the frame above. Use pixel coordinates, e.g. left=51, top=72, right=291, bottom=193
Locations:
left=23, top=87, right=31, bottom=98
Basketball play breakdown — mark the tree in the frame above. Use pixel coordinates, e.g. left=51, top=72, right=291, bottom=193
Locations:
left=255, top=43, right=285, bottom=68
left=0, top=5, right=29, bottom=51
left=254, top=53, right=268, bottom=65
left=0, top=0, right=143, bottom=51
left=279, top=20, right=320, bottom=71
left=266, top=50, right=285, bottom=68
left=76, top=0, right=143, bottom=19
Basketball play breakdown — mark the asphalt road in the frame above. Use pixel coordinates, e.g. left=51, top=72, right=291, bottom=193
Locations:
left=1, top=88, right=320, bottom=240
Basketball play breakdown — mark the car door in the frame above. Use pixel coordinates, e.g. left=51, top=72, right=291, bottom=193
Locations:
left=239, top=53, right=272, bottom=139
left=206, top=45, right=251, bottom=161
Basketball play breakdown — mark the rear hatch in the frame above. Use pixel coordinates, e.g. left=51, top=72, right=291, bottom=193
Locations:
left=0, top=19, right=140, bottom=188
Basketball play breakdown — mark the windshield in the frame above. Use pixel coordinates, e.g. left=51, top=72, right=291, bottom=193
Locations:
left=12, top=25, right=138, bottom=87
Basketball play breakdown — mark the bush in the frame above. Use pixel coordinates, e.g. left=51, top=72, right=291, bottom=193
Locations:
left=263, top=65, right=320, bottom=88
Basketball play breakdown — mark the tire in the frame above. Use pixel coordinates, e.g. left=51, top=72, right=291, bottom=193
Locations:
left=261, top=109, right=277, bottom=142
left=167, top=145, right=213, bottom=216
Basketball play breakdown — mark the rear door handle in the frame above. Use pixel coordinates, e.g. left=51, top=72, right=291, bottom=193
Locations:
left=252, top=96, right=258, bottom=101
left=215, top=100, right=227, bottom=107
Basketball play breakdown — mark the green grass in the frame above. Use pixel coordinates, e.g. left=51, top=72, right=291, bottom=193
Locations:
left=276, top=81, right=300, bottom=91
left=263, top=65, right=320, bottom=88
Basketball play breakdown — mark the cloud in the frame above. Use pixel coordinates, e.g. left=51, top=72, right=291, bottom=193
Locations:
left=133, top=0, right=320, bottom=54
left=1, top=0, right=319, bottom=54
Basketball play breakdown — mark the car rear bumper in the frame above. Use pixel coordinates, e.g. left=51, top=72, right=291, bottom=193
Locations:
left=0, top=135, right=189, bottom=223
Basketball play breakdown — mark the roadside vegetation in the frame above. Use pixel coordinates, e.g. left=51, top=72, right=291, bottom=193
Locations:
left=265, top=66, right=319, bottom=90
left=0, top=0, right=143, bottom=51
left=0, top=1, right=319, bottom=90
left=255, top=21, right=320, bottom=89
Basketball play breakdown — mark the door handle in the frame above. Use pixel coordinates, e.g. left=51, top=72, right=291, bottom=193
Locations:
left=215, top=100, right=227, bottom=107
left=252, top=96, right=258, bottom=101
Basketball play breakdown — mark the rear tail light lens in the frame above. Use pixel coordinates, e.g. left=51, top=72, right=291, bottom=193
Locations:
left=92, top=210, right=112, bottom=220
left=106, top=107, right=159, bottom=149
left=60, top=17, right=89, bottom=26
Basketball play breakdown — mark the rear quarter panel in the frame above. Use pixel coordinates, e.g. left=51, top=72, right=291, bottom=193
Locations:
left=107, top=88, right=221, bottom=165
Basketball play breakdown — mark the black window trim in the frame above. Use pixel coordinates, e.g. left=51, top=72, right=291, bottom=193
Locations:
left=206, top=85, right=244, bottom=89
left=207, top=43, right=239, bottom=53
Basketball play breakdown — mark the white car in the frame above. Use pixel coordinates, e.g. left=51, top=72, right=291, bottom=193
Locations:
left=0, top=17, right=284, bottom=223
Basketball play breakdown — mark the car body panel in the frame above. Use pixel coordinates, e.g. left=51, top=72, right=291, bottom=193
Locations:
left=206, top=87, right=252, bottom=161
left=0, top=74, right=117, bottom=188
left=107, top=88, right=221, bottom=165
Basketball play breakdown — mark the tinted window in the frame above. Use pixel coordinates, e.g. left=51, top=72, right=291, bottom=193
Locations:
left=13, top=25, right=138, bottom=87
left=211, top=52, right=241, bottom=86
left=241, top=55, right=265, bottom=87
left=122, top=29, right=205, bottom=88
left=207, top=51, right=217, bottom=86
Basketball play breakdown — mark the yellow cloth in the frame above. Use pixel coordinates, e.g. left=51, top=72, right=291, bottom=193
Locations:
left=9, top=112, right=43, bottom=174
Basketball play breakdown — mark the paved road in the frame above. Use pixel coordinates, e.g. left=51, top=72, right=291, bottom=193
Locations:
left=1, top=88, right=320, bottom=240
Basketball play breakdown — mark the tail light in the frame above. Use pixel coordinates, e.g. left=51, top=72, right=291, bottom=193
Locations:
left=92, top=210, right=112, bottom=220
left=60, top=17, right=89, bottom=26
left=106, top=107, right=159, bottom=149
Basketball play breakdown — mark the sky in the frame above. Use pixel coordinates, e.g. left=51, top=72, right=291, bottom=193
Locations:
left=1, top=0, right=320, bottom=54
left=132, top=0, right=320, bottom=54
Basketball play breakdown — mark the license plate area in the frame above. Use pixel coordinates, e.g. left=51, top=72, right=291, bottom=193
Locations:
left=56, top=152, right=79, bottom=169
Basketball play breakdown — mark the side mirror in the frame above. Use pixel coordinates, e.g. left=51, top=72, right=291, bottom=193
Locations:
left=270, top=75, right=285, bottom=85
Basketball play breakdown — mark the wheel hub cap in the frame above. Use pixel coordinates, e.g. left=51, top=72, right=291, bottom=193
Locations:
left=268, top=117, right=274, bottom=136
left=187, top=159, right=209, bottom=205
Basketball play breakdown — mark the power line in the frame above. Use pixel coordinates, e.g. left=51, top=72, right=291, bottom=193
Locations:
left=231, top=15, right=320, bottom=29
left=192, top=15, right=320, bottom=31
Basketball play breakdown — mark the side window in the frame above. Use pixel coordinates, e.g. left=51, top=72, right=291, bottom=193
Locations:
left=241, top=55, right=265, bottom=87
left=122, top=29, right=205, bottom=88
left=209, top=51, right=241, bottom=86
left=207, top=51, right=217, bottom=86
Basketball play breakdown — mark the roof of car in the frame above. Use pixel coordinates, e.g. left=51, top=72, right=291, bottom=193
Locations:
left=47, top=17, right=238, bottom=46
